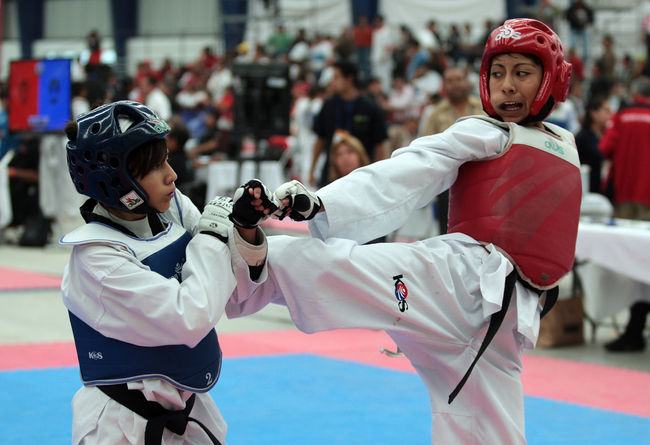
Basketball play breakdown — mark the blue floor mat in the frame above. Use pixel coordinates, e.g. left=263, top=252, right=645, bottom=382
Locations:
left=0, top=355, right=648, bottom=444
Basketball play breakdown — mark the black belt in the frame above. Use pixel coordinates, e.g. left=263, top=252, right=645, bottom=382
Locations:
left=448, top=270, right=558, bottom=404
left=99, top=384, right=222, bottom=445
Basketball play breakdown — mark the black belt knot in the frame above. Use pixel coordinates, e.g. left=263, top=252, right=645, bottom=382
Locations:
left=145, top=396, right=194, bottom=441
left=99, top=383, right=222, bottom=445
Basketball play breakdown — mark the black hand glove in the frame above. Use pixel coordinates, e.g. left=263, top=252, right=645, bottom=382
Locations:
left=230, top=179, right=280, bottom=228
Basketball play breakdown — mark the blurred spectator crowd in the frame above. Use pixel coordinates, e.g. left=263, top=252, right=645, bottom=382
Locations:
left=2, top=0, right=650, bottom=247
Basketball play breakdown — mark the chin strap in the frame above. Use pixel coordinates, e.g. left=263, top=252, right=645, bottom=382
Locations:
left=80, top=199, right=138, bottom=237
left=79, top=198, right=165, bottom=237
left=147, top=212, right=165, bottom=236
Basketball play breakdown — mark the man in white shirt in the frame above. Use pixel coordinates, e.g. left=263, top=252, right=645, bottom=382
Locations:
left=136, top=75, right=172, bottom=122
left=371, top=15, right=396, bottom=93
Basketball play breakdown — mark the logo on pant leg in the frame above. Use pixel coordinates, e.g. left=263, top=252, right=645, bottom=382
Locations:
left=393, top=274, right=409, bottom=312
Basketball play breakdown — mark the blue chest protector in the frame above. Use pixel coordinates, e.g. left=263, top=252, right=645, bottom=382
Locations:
left=63, top=218, right=222, bottom=393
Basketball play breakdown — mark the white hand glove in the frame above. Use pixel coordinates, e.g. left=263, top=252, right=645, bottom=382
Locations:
left=274, top=180, right=322, bottom=221
left=198, top=196, right=233, bottom=243
left=230, top=179, right=281, bottom=228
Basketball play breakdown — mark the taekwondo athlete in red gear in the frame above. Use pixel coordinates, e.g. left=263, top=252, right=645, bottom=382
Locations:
left=227, top=19, right=581, bottom=444
left=60, top=101, right=267, bottom=444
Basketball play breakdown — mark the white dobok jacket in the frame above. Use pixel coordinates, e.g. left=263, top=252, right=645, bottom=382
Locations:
left=61, top=190, right=233, bottom=445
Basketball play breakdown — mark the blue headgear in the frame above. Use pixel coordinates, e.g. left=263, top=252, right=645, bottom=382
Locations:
left=66, top=101, right=170, bottom=213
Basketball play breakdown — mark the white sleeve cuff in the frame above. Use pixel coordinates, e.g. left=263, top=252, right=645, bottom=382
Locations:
left=233, top=227, right=268, bottom=266
left=308, top=210, right=330, bottom=241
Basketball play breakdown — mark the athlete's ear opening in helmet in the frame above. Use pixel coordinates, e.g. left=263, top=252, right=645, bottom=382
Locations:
left=113, top=102, right=147, bottom=128
left=117, top=115, right=135, bottom=133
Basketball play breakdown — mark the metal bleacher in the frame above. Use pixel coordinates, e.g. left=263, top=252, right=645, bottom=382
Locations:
left=589, top=0, right=647, bottom=61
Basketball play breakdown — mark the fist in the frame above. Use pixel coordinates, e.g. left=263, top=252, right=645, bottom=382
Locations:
left=274, top=180, right=322, bottom=221
left=230, top=179, right=280, bottom=228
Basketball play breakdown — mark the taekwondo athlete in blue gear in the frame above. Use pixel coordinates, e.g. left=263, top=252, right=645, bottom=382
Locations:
left=60, top=100, right=268, bottom=445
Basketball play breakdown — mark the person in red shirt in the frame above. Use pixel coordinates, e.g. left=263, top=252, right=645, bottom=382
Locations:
left=567, top=47, right=585, bottom=81
left=599, top=76, right=650, bottom=220
left=199, top=46, right=219, bottom=71
left=87, top=30, right=102, bottom=65
left=353, top=15, right=373, bottom=82
left=599, top=76, right=650, bottom=352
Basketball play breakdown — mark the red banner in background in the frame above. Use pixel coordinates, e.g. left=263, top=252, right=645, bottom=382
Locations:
left=8, top=60, right=38, bottom=132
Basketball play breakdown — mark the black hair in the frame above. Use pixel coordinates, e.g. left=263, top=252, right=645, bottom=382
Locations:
left=489, top=53, right=543, bottom=71
left=64, top=120, right=78, bottom=141
left=167, top=120, right=190, bottom=149
left=333, top=60, right=359, bottom=86
left=128, top=139, right=167, bottom=179
left=582, top=95, right=608, bottom=131
left=71, top=81, right=86, bottom=97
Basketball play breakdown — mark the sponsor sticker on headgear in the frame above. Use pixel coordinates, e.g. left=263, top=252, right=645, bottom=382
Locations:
left=149, top=119, right=170, bottom=133
left=495, top=24, right=522, bottom=41
left=120, top=190, right=144, bottom=210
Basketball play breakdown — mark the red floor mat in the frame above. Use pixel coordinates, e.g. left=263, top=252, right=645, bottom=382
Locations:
left=0, top=266, right=62, bottom=290
left=2, top=329, right=649, bottom=417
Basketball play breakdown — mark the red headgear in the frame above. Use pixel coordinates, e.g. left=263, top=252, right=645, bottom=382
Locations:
left=479, top=18, right=572, bottom=121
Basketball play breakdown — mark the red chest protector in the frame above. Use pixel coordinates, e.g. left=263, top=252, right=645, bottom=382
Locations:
left=448, top=116, right=582, bottom=289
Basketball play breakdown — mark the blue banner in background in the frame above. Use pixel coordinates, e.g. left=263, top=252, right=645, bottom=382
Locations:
left=221, top=0, right=249, bottom=53
left=38, top=59, right=71, bottom=132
